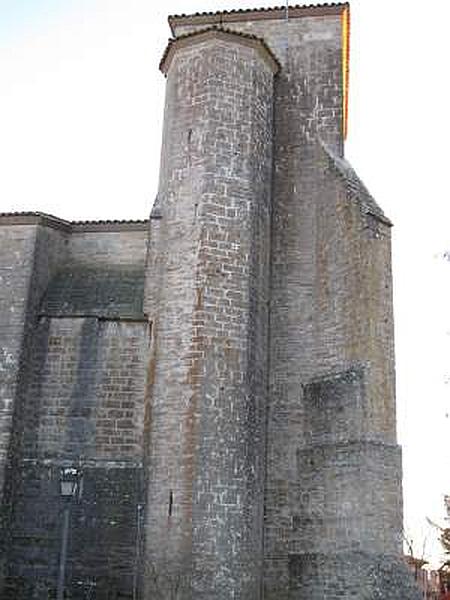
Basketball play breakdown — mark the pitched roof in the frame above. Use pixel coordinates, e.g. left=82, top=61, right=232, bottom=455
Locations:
left=321, top=144, right=392, bottom=227
left=169, top=3, right=348, bottom=34
left=0, top=212, right=148, bottom=232
left=160, top=26, right=280, bottom=75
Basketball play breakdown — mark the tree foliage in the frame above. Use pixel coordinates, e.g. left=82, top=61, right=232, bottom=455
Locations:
left=440, top=527, right=450, bottom=591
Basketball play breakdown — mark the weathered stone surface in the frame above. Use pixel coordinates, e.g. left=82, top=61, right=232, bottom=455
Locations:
left=42, top=265, right=145, bottom=318
left=0, top=222, right=148, bottom=597
left=167, top=6, right=418, bottom=599
left=144, top=32, right=275, bottom=600
left=0, top=5, right=421, bottom=600
left=3, top=464, right=143, bottom=600
left=289, top=552, right=423, bottom=599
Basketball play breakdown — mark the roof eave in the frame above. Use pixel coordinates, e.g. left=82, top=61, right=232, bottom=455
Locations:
left=160, top=27, right=280, bottom=76
left=168, top=3, right=349, bottom=36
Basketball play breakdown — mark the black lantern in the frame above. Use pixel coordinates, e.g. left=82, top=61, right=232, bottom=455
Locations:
left=60, top=467, right=79, bottom=498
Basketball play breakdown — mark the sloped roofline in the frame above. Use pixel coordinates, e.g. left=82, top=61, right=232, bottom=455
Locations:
left=160, top=27, right=280, bottom=75
left=0, top=212, right=148, bottom=232
left=320, top=143, right=392, bottom=227
left=169, top=3, right=349, bottom=35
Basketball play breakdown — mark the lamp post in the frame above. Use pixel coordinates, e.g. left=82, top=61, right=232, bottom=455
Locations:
left=56, top=467, right=81, bottom=600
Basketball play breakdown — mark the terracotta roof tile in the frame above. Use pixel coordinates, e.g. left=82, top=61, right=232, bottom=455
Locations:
left=0, top=211, right=148, bottom=231
left=72, top=218, right=148, bottom=226
left=160, top=26, right=280, bottom=74
left=169, top=3, right=349, bottom=34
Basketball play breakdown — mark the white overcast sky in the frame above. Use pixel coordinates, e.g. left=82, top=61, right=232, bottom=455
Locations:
left=1, top=0, right=449, bottom=566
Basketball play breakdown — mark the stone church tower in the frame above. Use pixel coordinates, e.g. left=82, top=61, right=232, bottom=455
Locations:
left=0, top=3, right=421, bottom=599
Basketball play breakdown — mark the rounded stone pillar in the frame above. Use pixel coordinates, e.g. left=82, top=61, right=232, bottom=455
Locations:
left=144, top=28, right=278, bottom=599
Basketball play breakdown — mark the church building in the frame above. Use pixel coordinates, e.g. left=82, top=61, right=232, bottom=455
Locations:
left=0, top=4, right=421, bottom=598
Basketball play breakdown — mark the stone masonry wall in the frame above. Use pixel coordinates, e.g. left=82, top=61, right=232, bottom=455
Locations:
left=0, top=225, right=37, bottom=504
left=67, top=229, right=147, bottom=267
left=0, top=223, right=67, bottom=504
left=0, top=221, right=149, bottom=598
left=144, top=34, right=275, bottom=600
left=3, top=464, right=143, bottom=600
left=4, top=317, right=148, bottom=598
left=0, top=221, right=68, bottom=592
left=174, top=10, right=416, bottom=599
left=19, top=317, right=148, bottom=462
left=282, top=151, right=412, bottom=599
left=172, top=14, right=344, bottom=155
left=0, top=6, right=421, bottom=599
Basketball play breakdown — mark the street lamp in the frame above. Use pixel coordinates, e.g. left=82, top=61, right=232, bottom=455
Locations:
left=57, top=466, right=82, bottom=600
left=60, top=467, right=79, bottom=498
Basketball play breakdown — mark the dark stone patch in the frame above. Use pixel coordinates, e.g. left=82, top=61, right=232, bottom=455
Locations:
left=3, top=463, right=144, bottom=599
left=41, top=265, right=145, bottom=319
left=64, top=318, right=100, bottom=458
left=303, top=366, right=367, bottom=445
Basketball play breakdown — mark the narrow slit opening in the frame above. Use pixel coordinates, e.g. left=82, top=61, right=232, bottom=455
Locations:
left=168, top=490, right=173, bottom=517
